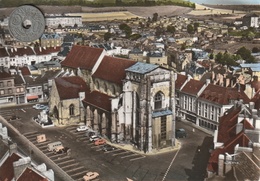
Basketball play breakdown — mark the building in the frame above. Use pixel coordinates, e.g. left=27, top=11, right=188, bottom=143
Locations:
left=207, top=101, right=260, bottom=179
left=0, top=69, right=26, bottom=105
left=39, top=34, right=62, bottom=48
left=49, top=45, right=175, bottom=153
left=45, top=15, right=82, bottom=28
left=242, top=13, right=259, bottom=28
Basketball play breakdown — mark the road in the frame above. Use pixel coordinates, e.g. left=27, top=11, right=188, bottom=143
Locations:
left=0, top=105, right=213, bottom=181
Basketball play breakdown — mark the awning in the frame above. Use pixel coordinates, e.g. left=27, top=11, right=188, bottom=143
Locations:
left=27, top=95, right=38, bottom=100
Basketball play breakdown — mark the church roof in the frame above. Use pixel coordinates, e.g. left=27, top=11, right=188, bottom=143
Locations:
left=125, top=62, right=159, bottom=74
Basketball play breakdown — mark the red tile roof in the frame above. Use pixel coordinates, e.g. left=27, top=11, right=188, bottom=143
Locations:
left=251, top=90, right=260, bottom=109
left=0, top=71, right=12, bottom=79
left=92, top=56, right=136, bottom=86
left=181, top=79, right=204, bottom=95
left=0, top=47, right=9, bottom=57
left=8, top=47, right=35, bottom=57
left=208, top=132, right=250, bottom=172
left=200, top=84, right=250, bottom=105
left=0, top=153, right=21, bottom=180
left=55, top=76, right=88, bottom=100
left=17, top=167, right=48, bottom=181
left=34, top=46, right=61, bottom=55
left=61, top=45, right=104, bottom=70
left=83, top=90, right=112, bottom=111
left=251, top=81, right=260, bottom=92
left=175, top=74, right=188, bottom=90
left=19, top=67, right=31, bottom=76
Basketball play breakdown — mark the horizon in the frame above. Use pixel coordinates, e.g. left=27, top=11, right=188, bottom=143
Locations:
left=190, top=0, right=260, bottom=5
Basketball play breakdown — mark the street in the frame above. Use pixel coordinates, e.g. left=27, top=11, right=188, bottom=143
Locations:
left=0, top=105, right=213, bottom=181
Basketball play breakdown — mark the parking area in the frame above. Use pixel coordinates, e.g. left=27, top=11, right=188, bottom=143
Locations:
left=66, top=125, right=146, bottom=162
left=23, top=131, right=89, bottom=181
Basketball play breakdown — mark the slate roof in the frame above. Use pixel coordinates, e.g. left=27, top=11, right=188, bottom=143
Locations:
left=125, top=62, right=159, bottom=74
left=0, top=153, right=21, bottom=181
left=92, top=56, right=136, bottom=86
left=61, top=45, right=104, bottom=70
left=181, top=79, right=204, bottom=96
left=55, top=76, right=88, bottom=100
left=200, top=84, right=250, bottom=105
left=175, top=74, right=188, bottom=90
left=17, top=167, right=48, bottom=181
left=152, top=110, right=172, bottom=118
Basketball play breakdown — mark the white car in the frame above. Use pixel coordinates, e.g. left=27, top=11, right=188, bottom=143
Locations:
left=89, top=135, right=100, bottom=142
left=76, top=125, right=88, bottom=132
left=33, top=104, right=46, bottom=110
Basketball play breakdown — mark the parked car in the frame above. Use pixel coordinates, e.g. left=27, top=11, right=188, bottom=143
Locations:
left=175, top=128, right=187, bottom=138
left=89, top=135, right=100, bottom=142
left=85, top=131, right=96, bottom=138
left=83, top=172, right=99, bottom=181
left=76, top=125, right=88, bottom=132
left=33, top=104, right=46, bottom=110
left=94, top=139, right=106, bottom=146
left=102, top=144, right=115, bottom=152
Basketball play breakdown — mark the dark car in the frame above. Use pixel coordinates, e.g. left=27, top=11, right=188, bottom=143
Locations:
left=9, top=115, right=21, bottom=121
left=175, top=128, right=187, bottom=138
left=102, top=144, right=115, bottom=152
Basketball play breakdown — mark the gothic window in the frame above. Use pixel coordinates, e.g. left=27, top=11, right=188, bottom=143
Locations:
left=69, top=104, right=75, bottom=116
left=161, top=116, right=167, bottom=140
left=154, top=92, right=164, bottom=109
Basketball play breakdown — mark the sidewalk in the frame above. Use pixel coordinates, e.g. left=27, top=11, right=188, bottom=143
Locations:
left=107, top=139, right=181, bottom=156
left=180, top=119, right=214, bottom=136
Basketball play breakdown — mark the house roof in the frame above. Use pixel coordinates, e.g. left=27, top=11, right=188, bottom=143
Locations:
left=0, top=47, right=9, bottom=57
left=17, top=167, right=48, bottom=181
left=34, top=47, right=61, bottom=55
left=0, top=71, right=12, bottom=79
left=125, top=62, right=159, bottom=74
left=199, top=84, right=250, bottom=105
left=181, top=79, right=204, bottom=96
left=0, top=153, right=21, bottom=181
left=83, top=90, right=112, bottom=112
left=251, top=90, right=260, bottom=109
left=208, top=132, right=251, bottom=172
left=92, top=56, right=136, bottom=85
left=61, top=45, right=104, bottom=70
left=8, top=47, right=35, bottom=57
left=175, top=74, right=188, bottom=90
left=19, top=67, right=31, bottom=76
left=55, top=76, right=88, bottom=100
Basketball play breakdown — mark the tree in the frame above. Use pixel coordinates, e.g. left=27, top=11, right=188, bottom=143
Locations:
left=209, top=53, right=214, bottom=59
left=236, top=46, right=255, bottom=63
left=119, top=23, right=132, bottom=38
left=166, top=25, right=176, bottom=34
left=104, top=32, right=112, bottom=41
left=187, top=24, right=194, bottom=34
left=193, top=22, right=200, bottom=32
left=152, top=13, right=158, bottom=22
left=252, top=47, right=260, bottom=53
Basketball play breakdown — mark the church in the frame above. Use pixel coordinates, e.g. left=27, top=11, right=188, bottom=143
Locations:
left=49, top=45, right=176, bottom=153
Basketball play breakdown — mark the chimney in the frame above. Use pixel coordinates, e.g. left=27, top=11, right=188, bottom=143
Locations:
left=9, top=143, right=18, bottom=155
left=13, top=157, right=31, bottom=180
left=206, top=79, right=210, bottom=85
left=249, top=102, right=255, bottom=110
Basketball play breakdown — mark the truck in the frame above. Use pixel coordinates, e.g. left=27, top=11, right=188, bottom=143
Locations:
left=47, top=141, right=63, bottom=151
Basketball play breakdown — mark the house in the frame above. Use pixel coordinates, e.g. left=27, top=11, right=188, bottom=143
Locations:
left=207, top=101, right=260, bottom=179
left=39, top=33, right=62, bottom=48
left=146, top=51, right=168, bottom=66
left=0, top=69, right=26, bottom=105
left=45, top=15, right=82, bottom=28
left=50, top=45, right=175, bottom=153
left=197, top=84, right=250, bottom=132
left=242, top=13, right=259, bottom=28
left=128, top=48, right=144, bottom=62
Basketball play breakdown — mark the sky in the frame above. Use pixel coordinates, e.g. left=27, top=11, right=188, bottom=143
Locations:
left=190, top=0, right=260, bottom=5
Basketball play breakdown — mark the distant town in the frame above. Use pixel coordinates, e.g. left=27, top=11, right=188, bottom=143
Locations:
left=0, top=2, right=259, bottom=181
